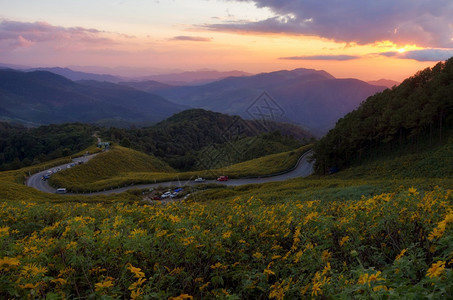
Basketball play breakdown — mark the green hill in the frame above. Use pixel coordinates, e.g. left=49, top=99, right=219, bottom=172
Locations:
left=102, top=109, right=313, bottom=170
left=49, top=146, right=174, bottom=190
left=313, top=57, right=453, bottom=174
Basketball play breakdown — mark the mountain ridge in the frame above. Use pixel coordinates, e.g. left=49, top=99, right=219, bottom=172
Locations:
left=0, top=69, right=187, bottom=126
left=149, top=68, right=386, bottom=136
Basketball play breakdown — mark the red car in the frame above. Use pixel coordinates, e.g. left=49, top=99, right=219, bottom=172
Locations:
left=216, top=175, right=229, bottom=181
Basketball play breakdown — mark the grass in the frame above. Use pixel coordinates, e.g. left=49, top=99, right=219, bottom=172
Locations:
left=333, top=136, right=453, bottom=180
left=49, top=145, right=312, bottom=193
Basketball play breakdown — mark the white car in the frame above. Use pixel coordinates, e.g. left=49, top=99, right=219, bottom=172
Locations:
left=161, top=191, right=172, bottom=199
left=194, top=177, right=206, bottom=183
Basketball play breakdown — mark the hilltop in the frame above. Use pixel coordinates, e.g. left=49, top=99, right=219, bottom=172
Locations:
left=102, top=109, right=314, bottom=170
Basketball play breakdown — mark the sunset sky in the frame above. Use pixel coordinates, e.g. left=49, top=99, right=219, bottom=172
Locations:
left=1, top=0, right=453, bottom=81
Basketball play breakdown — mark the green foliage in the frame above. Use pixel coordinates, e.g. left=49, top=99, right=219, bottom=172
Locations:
left=313, top=57, right=453, bottom=174
left=0, top=186, right=452, bottom=298
left=0, top=122, right=96, bottom=171
left=102, top=109, right=312, bottom=170
left=330, top=136, right=453, bottom=179
left=193, top=131, right=303, bottom=170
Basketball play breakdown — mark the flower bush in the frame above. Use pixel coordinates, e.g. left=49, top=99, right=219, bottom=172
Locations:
left=0, top=187, right=452, bottom=298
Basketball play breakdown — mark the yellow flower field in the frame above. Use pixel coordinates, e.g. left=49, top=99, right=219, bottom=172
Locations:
left=0, top=186, right=452, bottom=298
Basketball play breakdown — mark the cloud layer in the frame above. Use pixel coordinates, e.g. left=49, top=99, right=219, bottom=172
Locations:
left=171, top=36, right=212, bottom=42
left=0, top=20, right=116, bottom=51
left=212, top=0, right=453, bottom=48
left=380, top=49, right=453, bottom=61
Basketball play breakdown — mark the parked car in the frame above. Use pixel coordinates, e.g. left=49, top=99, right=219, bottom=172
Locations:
left=161, top=191, right=172, bottom=199
left=194, top=177, right=206, bottom=183
left=56, top=188, right=67, bottom=194
left=216, top=175, right=229, bottom=181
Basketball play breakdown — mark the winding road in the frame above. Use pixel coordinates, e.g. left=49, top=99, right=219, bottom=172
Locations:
left=26, top=151, right=314, bottom=196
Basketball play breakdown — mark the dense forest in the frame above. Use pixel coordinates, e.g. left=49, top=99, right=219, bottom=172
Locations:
left=313, top=57, right=453, bottom=174
left=102, top=109, right=312, bottom=170
left=0, top=109, right=311, bottom=171
left=0, top=123, right=95, bottom=170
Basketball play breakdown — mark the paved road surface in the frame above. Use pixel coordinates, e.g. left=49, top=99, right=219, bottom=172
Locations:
left=26, top=151, right=314, bottom=196
left=26, top=154, right=98, bottom=194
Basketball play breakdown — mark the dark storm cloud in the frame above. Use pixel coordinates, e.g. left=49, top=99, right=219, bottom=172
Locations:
left=210, top=0, right=453, bottom=48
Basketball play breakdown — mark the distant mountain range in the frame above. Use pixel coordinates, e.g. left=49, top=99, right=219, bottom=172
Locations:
left=140, top=68, right=387, bottom=135
left=0, top=63, right=251, bottom=85
left=367, top=79, right=399, bottom=88
left=28, top=67, right=124, bottom=83
left=0, top=69, right=186, bottom=126
left=0, top=66, right=388, bottom=135
left=136, top=70, right=252, bottom=85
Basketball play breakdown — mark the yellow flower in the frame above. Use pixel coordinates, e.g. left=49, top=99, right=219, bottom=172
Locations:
left=168, top=294, right=193, bottom=300
left=20, top=263, right=48, bottom=278
left=408, top=187, right=418, bottom=196
left=131, top=288, right=143, bottom=300
left=66, top=241, right=78, bottom=250
left=0, top=226, right=10, bottom=238
left=128, top=264, right=145, bottom=278
left=321, top=250, right=331, bottom=262
left=51, top=278, right=68, bottom=285
left=222, top=230, right=232, bottom=239
left=311, top=282, right=322, bottom=296
left=210, top=262, right=227, bottom=270
left=156, top=229, right=168, bottom=237
left=0, top=256, right=20, bottom=271
left=19, top=282, right=40, bottom=289
left=168, top=215, right=181, bottom=223
left=426, top=261, right=446, bottom=278
left=322, top=262, right=331, bottom=275
left=339, top=236, right=350, bottom=247
left=269, top=279, right=291, bottom=300
left=199, top=282, right=210, bottom=291
left=253, top=252, right=264, bottom=259
left=357, top=271, right=384, bottom=286
left=129, top=277, right=147, bottom=290
left=263, top=268, right=275, bottom=276
left=95, top=280, right=114, bottom=291
left=129, top=228, right=147, bottom=238
left=395, top=249, right=407, bottom=261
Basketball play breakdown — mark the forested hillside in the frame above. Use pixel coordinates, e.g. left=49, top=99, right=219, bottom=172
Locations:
left=102, top=109, right=313, bottom=170
left=313, top=58, right=453, bottom=174
left=0, top=123, right=95, bottom=170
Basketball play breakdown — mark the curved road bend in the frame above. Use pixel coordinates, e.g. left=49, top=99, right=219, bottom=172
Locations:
left=26, top=151, right=314, bottom=196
